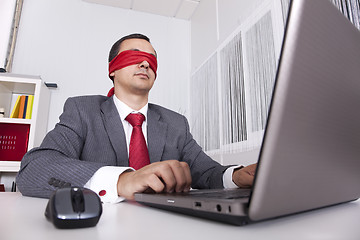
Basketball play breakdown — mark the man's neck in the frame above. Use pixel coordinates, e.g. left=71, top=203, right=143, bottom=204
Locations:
left=114, top=91, right=148, bottom=111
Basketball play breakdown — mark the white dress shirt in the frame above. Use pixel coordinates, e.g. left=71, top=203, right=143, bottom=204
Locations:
left=85, top=95, right=238, bottom=203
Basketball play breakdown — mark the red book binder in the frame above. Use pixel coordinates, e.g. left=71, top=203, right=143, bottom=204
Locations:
left=0, top=123, right=30, bottom=161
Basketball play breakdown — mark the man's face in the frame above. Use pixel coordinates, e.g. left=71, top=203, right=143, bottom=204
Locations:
left=110, top=38, right=157, bottom=97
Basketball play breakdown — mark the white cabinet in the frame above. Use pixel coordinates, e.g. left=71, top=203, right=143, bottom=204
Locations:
left=0, top=73, right=50, bottom=172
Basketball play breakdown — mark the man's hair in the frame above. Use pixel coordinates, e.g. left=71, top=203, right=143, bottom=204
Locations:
left=108, top=33, right=151, bottom=63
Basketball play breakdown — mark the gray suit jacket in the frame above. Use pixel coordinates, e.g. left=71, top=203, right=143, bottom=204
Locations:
left=16, top=95, right=229, bottom=198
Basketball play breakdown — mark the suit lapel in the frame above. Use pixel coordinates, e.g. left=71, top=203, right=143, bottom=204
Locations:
left=147, top=105, right=167, bottom=163
left=100, top=97, right=129, bottom=166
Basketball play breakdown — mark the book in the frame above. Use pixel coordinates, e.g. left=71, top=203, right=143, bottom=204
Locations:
left=17, top=95, right=26, bottom=119
left=25, top=95, right=34, bottom=119
left=10, top=95, right=21, bottom=118
left=22, top=96, right=28, bottom=119
left=0, top=123, right=30, bottom=161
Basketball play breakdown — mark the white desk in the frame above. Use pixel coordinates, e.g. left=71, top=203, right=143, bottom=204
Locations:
left=1, top=192, right=359, bottom=240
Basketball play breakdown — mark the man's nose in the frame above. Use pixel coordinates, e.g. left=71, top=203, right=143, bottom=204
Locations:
left=139, top=60, right=149, bottom=69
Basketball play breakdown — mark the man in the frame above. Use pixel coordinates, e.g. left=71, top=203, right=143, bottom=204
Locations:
left=16, top=33, right=256, bottom=203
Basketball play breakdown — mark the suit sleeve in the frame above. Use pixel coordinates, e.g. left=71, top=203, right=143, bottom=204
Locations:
left=16, top=98, right=107, bottom=198
left=180, top=116, right=231, bottom=189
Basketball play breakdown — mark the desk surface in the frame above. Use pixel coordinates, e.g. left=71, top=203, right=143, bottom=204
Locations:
left=1, top=192, right=359, bottom=240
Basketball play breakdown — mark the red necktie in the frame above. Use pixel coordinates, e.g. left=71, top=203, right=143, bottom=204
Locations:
left=125, top=113, right=150, bottom=170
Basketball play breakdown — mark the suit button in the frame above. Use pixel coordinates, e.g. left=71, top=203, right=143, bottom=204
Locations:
left=48, top=178, right=55, bottom=185
left=53, top=180, right=61, bottom=187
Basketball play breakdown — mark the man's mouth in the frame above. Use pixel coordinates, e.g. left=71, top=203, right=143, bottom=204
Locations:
left=134, top=72, right=149, bottom=79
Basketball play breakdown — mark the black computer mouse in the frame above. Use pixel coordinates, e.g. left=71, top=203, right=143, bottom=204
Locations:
left=45, top=187, right=102, bottom=229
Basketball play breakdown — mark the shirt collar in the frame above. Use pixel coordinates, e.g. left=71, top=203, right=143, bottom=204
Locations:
left=113, top=95, right=148, bottom=121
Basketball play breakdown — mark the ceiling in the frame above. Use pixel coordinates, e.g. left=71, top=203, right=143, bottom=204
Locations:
left=82, top=0, right=201, bottom=20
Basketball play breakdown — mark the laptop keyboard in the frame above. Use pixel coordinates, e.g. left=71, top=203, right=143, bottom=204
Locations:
left=185, top=188, right=251, bottom=199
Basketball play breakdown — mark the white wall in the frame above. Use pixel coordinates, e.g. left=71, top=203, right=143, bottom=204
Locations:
left=191, top=0, right=265, bottom=72
left=12, top=0, right=190, bottom=131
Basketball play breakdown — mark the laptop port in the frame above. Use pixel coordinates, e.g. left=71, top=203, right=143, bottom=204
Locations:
left=216, top=204, right=222, bottom=212
left=195, top=201, right=202, bottom=207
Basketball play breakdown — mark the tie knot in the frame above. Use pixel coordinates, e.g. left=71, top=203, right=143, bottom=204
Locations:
left=126, top=113, right=145, bottom=127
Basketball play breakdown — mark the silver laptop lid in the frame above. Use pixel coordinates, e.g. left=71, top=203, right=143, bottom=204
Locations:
left=249, top=0, right=360, bottom=221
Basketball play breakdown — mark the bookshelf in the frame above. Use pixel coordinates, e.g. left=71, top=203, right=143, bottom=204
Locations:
left=0, top=73, right=50, bottom=172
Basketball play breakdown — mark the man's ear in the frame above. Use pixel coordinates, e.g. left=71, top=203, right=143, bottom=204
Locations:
left=109, top=72, right=115, bottom=77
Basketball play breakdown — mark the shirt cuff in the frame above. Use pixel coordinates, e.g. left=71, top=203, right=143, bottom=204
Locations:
left=84, top=166, right=134, bottom=203
left=223, top=165, right=243, bottom=189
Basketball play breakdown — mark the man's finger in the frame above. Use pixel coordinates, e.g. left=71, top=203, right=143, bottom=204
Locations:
left=153, top=163, right=177, bottom=193
left=146, top=173, right=166, bottom=193
left=180, top=162, right=192, bottom=191
left=167, top=161, right=188, bottom=192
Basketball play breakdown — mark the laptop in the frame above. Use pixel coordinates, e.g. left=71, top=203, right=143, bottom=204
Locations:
left=135, top=0, right=360, bottom=225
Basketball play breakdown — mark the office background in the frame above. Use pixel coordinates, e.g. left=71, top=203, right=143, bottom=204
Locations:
left=4, top=0, right=273, bottom=167
left=1, top=0, right=359, bottom=172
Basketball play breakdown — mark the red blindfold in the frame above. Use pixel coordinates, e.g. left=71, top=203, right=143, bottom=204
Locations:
left=107, top=50, right=158, bottom=97
left=108, top=50, right=157, bottom=78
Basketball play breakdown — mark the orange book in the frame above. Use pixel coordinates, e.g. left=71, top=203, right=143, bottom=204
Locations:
left=17, top=95, right=26, bottom=118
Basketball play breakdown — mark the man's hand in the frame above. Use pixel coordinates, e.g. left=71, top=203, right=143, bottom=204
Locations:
left=232, top=163, right=257, bottom=188
left=117, top=160, right=192, bottom=200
